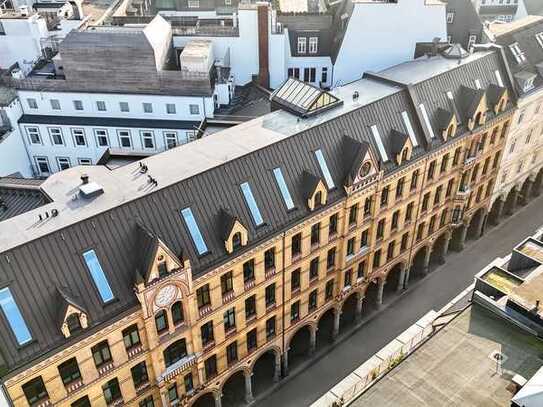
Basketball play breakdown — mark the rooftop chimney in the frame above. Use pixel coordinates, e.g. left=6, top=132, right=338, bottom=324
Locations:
left=81, top=173, right=89, bottom=185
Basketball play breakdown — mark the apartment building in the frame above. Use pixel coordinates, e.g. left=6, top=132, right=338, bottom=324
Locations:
left=1, top=15, right=235, bottom=176
left=486, top=16, right=543, bottom=225
left=0, top=44, right=514, bottom=407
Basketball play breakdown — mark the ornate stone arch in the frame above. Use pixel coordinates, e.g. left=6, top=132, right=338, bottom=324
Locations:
left=286, top=323, right=316, bottom=349
left=248, top=345, right=282, bottom=371
left=219, top=366, right=250, bottom=392
left=188, top=389, right=220, bottom=407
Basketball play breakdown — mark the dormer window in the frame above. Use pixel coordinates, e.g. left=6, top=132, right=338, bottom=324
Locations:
left=66, top=313, right=82, bottom=335
left=302, top=171, right=328, bottom=210
left=401, top=148, right=409, bottom=163
left=58, top=287, right=88, bottom=339
left=158, top=261, right=168, bottom=278
left=446, top=123, right=455, bottom=140
left=232, top=232, right=242, bottom=251
left=314, top=191, right=323, bottom=207
left=390, top=130, right=412, bottom=166
left=220, top=209, right=249, bottom=254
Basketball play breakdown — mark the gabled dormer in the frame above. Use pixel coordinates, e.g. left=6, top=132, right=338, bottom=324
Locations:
left=436, top=108, right=457, bottom=141
left=342, top=136, right=379, bottom=193
left=219, top=208, right=248, bottom=254
left=459, top=85, right=487, bottom=130
left=136, top=224, right=183, bottom=285
left=390, top=130, right=413, bottom=166
left=487, top=83, right=508, bottom=115
left=301, top=171, right=327, bottom=210
left=57, top=287, right=88, bottom=339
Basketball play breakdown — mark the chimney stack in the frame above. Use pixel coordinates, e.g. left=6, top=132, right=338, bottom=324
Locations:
left=81, top=173, right=89, bottom=185
left=257, top=3, right=270, bottom=89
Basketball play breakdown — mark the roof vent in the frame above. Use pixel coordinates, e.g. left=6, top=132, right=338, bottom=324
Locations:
left=353, top=91, right=359, bottom=101
left=79, top=182, right=104, bottom=199
left=81, top=173, right=89, bottom=185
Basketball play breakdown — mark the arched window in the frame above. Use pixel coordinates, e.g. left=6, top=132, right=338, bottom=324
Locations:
left=66, top=313, right=82, bottom=335
left=498, top=99, right=505, bottom=112
left=401, top=148, right=409, bottom=163
left=232, top=232, right=242, bottom=251
left=163, top=339, right=187, bottom=367
left=474, top=112, right=482, bottom=126
left=447, top=124, right=455, bottom=139
left=314, top=191, right=322, bottom=207
left=155, top=310, right=168, bottom=334
left=171, top=301, right=184, bottom=326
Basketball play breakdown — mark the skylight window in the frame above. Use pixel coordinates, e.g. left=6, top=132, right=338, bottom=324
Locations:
left=419, top=103, right=436, bottom=139
left=181, top=207, right=209, bottom=255
left=495, top=70, right=504, bottom=87
left=273, top=168, right=295, bottom=210
left=401, top=111, right=418, bottom=147
left=474, top=79, right=482, bottom=89
left=536, top=32, right=543, bottom=49
left=370, top=125, right=389, bottom=162
left=240, top=182, right=264, bottom=226
left=509, top=42, right=527, bottom=64
left=314, top=149, right=335, bottom=189
left=83, top=250, right=114, bottom=303
left=0, top=287, right=32, bottom=345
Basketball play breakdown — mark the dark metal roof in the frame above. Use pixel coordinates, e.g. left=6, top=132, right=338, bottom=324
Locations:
left=0, top=179, right=49, bottom=222
left=0, top=50, right=516, bottom=375
left=446, top=0, right=484, bottom=50
left=18, top=115, right=201, bottom=130
left=491, top=17, right=543, bottom=97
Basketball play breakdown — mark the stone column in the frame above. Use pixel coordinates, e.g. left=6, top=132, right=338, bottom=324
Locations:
left=244, top=371, right=254, bottom=403
left=309, top=326, right=317, bottom=355
left=403, top=267, right=411, bottom=289
left=493, top=199, right=505, bottom=225
left=376, top=279, right=385, bottom=308
left=282, top=352, right=289, bottom=377
left=355, top=295, right=364, bottom=321
left=422, top=248, right=432, bottom=274
left=214, top=392, right=223, bottom=407
left=506, top=190, right=518, bottom=215
left=522, top=181, right=533, bottom=205
left=438, top=235, right=451, bottom=264
left=456, top=224, right=468, bottom=251
left=274, top=354, right=281, bottom=382
left=476, top=212, right=487, bottom=238
left=534, top=179, right=543, bottom=197
left=396, top=267, right=406, bottom=292
left=332, top=309, right=341, bottom=340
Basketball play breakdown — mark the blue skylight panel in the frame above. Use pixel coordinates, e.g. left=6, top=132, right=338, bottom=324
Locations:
left=273, top=168, right=295, bottom=210
left=181, top=207, right=209, bottom=255
left=419, top=103, right=436, bottom=139
left=314, top=149, right=335, bottom=189
left=370, top=125, right=389, bottom=162
left=241, top=182, right=264, bottom=226
left=83, top=250, right=115, bottom=302
left=401, top=111, right=419, bottom=147
left=0, top=287, right=32, bottom=345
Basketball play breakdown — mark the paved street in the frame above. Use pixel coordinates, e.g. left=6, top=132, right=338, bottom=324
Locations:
left=256, top=195, right=543, bottom=407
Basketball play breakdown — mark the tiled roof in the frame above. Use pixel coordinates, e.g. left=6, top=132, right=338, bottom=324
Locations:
left=0, top=49, right=515, bottom=374
left=0, top=178, right=48, bottom=222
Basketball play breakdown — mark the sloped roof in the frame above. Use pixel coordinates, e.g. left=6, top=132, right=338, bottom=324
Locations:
left=0, top=50, right=515, bottom=374
left=458, top=85, right=487, bottom=119
left=342, top=136, right=370, bottom=186
left=218, top=208, right=239, bottom=241
left=0, top=178, right=48, bottom=222
left=56, top=287, right=86, bottom=329
left=436, top=107, right=455, bottom=130
left=300, top=171, right=323, bottom=200
left=389, top=130, right=410, bottom=156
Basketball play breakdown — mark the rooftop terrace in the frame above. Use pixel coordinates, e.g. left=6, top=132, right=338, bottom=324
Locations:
left=351, top=305, right=543, bottom=407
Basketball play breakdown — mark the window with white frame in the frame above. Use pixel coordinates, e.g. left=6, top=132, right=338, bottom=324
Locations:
left=308, top=37, right=318, bottom=54
left=27, top=98, right=37, bottom=109
left=164, top=132, right=178, bottom=149
left=119, top=102, right=129, bottom=112
left=536, top=32, right=543, bottom=49
left=35, top=157, right=50, bottom=174
left=50, top=99, right=61, bottom=110
left=56, top=157, right=71, bottom=171
left=73, top=100, right=84, bottom=111
left=297, top=37, right=307, bottom=54
left=95, top=129, right=109, bottom=147
left=143, top=103, right=153, bottom=113
left=474, top=79, right=482, bottom=89
left=166, top=103, right=176, bottom=114
left=188, top=0, right=199, bottom=7
left=446, top=12, right=454, bottom=23
left=141, top=131, right=155, bottom=149
left=118, top=130, right=132, bottom=148
left=189, top=104, right=200, bottom=115
left=509, top=42, right=527, bottom=64
left=96, top=101, right=106, bottom=111
left=78, top=158, right=92, bottom=165
left=72, top=128, right=86, bottom=146
left=48, top=128, right=64, bottom=145
left=225, top=0, right=231, bottom=5
left=26, top=127, right=41, bottom=144
left=468, top=35, right=477, bottom=49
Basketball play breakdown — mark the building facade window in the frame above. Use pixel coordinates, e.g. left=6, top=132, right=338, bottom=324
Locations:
left=190, top=104, right=200, bottom=115
left=308, top=37, right=318, bottom=54
left=297, top=37, right=307, bottom=53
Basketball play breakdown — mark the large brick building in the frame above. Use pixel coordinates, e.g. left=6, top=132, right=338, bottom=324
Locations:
left=0, top=44, right=517, bottom=407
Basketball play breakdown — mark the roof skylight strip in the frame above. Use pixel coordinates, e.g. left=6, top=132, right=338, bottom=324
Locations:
left=419, top=103, right=436, bottom=139
left=83, top=250, right=115, bottom=303
left=495, top=70, right=504, bottom=87
left=181, top=207, right=209, bottom=255
left=273, top=168, right=295, bottom=210
left=314, top=149, right=335, bottom=189
left=0, top=287, right=32, bottom=345
left=370, top=125, right=389, bottom=162
left=401, top=111, right=419, bottom=147
left=240, top=182, right=264, bottom=226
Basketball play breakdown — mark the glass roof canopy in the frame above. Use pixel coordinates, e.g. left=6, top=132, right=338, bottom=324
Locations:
left=270, top=78, right=343, bottom=118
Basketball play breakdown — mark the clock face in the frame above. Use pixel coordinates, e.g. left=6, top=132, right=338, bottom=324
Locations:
left=359, top=162, right=371, bottom=178
left=155, top=285, right=178, bottom=308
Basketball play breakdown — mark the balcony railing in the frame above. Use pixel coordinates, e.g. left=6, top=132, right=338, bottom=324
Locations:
left=158, top=353, right=199, bottom=383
